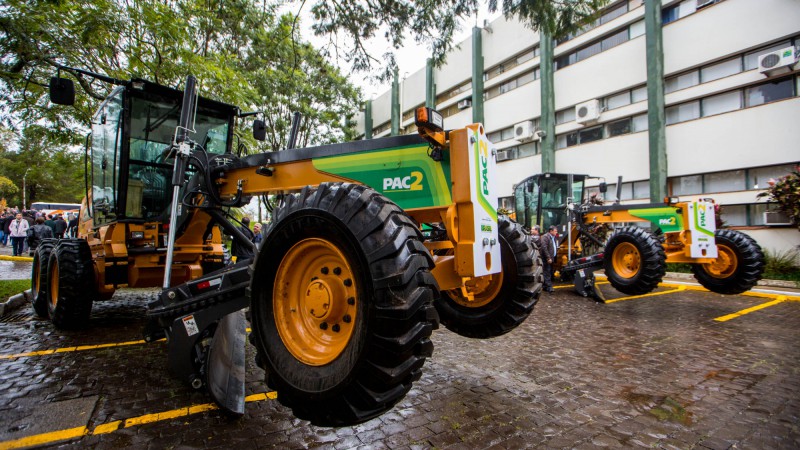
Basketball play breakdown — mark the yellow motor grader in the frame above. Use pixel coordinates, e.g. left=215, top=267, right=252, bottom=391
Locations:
left=32, top=69, right=542, bottom=424
left=514, top=173, right=765, bottom=299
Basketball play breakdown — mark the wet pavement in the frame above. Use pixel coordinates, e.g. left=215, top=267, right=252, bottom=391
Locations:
left=0, top=244, right=34, bottom=280
left=0, top=282, right=798, bottom=449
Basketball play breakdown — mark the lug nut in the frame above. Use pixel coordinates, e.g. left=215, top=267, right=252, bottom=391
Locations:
left=347, top=297, right=355, bottom=305
left=343, top=315, right=351, bottom=323
left=344, top=278, right=352, bottom=287
left=321, top=267, right=329, bottom=274
left=311, top=276, right=318, bottom=281
left=332, top=324, right=340, bottom=332
left=320, top=322, right=328, bottom=330
left=333, top=267, right=342, bottom=275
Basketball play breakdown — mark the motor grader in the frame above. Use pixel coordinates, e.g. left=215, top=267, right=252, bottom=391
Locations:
left=33, top=69, right=542, bottom=425
left=513, top=172, right=765, bottom=299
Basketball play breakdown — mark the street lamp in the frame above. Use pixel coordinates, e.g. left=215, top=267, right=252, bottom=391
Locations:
left=22, top=167, right=30, bottom=210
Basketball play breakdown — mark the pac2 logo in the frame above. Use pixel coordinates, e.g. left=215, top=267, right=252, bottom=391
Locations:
left=479, top=139, right=490, bottom=196
left=658, top=217, right=676, bottom=226
left=383, top=171, right=423, bottom=191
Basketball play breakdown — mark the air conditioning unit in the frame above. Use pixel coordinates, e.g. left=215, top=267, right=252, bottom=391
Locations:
left=457, top=98, right=472, bottom=110
left=513, top=120, right=535, bottom=142
left=758, top=46, right=799, bottom=76
left=575, top=99, right=601, bottom=125
left=763, top=210, right=792, bottom=226
left=496, top=149, right=513, bottom=162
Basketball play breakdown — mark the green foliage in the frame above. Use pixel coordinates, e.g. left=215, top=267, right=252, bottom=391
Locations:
left=757, top=165, right=800, bottom=231
left=0, top=280, right=30, bottom=301
left=310, top=0, right=609, bottom=80
left=763, top=248, right=800, bottom=281
left=0, top=176, right=19, bottom=197
left=0, top=0, right=362, bottom=203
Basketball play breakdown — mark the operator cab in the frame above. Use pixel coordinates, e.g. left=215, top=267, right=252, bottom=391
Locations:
left=513, top=173, right=593, bottom=232
left=52, top=75, right=243, bottom=228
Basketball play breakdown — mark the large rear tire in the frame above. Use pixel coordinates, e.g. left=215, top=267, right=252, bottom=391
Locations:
left=31, top=239, right=57, bottom=318
left=48, top=240, right=96, bottom=329
left=690, top=229, right=764, bottom=295
left=603, top=226, right=666, bottom=295
left=249, top=183, right=438, bottom=426
left=435, top=216, right=542, bottom=339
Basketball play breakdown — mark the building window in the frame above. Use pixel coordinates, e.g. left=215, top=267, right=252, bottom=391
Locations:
left=484, top=68, right=539, bottom=101
left=745, top=77, right=795, bottom=107
left=665, top=70, right=700, bottom=93
left=487, top=126, right=516, bottom=143
left=672, top=175, right=703, bottom=196
left=701, top=90, right=742, bottom=117
left=721, top=205, right=748, bottom=226
left=666, top=100, right=700, bottom=124
left=632, top=113, right=648, bottom=132
left=601, top=29, right=628, bottom=51
left=705, top=170, right=746, bottom=193
left=556, top=108, right=576, bottom=124
left=605, top=91, right=631, bottom=110
left=749, top=203, right=768, bottom=226
left=700, top=57, right=742, bottom=83
left=402, top=103, right=424, bottom=122
left=748, top=164, right=797, bottom=189
left=633, top=181, right=650, bottom=199
left=607, top=118, right=632, bottom=137
left=373, top=121, right=391, bottom=135
left=631, top=86, right=647, bottom=103
left=629, top=20, right=645, bottom=39
left=562, top=125, right=604, bottom=148
left=435, top=80, right=471, bottom=105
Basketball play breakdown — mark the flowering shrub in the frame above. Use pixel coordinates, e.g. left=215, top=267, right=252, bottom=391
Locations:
left=757, top=165, right=800, bottom=231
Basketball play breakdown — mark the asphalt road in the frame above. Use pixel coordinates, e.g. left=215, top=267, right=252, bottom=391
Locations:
left=0, top=281, right=798, bottom=449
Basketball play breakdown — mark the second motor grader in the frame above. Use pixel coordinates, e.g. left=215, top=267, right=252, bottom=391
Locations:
left=34, top=70, right=542, bottom=425
left=514, top=173, right=765, bottom=299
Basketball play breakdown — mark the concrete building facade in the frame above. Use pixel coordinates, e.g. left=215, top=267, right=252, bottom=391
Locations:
left=355, top=0, right=800, bottom=253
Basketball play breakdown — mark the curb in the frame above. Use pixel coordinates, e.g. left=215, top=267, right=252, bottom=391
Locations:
left=0, top=289, right=31, bottom=316
left=664, top=272, right=798, bottom=289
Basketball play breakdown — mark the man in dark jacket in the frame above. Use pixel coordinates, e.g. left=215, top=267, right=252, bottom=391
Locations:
left=44, top=214, right=56, bottom=232
left=0, top=213, right=9, bottom=246
left=53, top=214, right=68, bottom=239
left=27, top=217, right=54, bottom=256
left=67, top=214, right=79, bottom=238
left=540, top=225, right=559, bottom=293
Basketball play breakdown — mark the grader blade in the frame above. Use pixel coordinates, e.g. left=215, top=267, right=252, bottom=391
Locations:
left=206, top=309, right=247, bottom=416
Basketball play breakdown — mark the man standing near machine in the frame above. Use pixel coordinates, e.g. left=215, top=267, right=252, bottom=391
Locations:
left=540, top=225, right=559, bottom=293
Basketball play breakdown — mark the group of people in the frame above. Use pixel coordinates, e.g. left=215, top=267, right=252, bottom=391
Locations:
left=531, top=224, right=560, bottom=294
left=0, top=208, right=79, bottom=257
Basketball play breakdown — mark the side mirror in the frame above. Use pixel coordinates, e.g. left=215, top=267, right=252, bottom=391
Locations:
left=253, top=119, right=266, bottom=141
left=49, top=77, right=75, bottom=106
left=599, top=182, right=607, bottom=193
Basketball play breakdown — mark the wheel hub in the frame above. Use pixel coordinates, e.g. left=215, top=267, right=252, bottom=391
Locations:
left=612, top=242, right=641, bottom=279
left=705, top=244, right=737, bottom=278
left=274, top=238, right=358, bottom=366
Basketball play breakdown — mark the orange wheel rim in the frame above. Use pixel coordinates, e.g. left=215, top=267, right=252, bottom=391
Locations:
left=49, top=260, right=59, bottom=309
left=447, top=272, right=504, bottom=308
left=611, top=242, right=641, bottom=279
left=704, top=244, right=737, bottom=278
left=273, top=238, right=358, bottom=366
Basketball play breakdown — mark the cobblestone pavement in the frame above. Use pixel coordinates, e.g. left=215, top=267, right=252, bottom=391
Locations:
left=0, top=283, right=798, bottom=449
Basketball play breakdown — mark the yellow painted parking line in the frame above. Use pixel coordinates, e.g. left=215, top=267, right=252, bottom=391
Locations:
left=0, top=329, right=253, bottom=361
left=554, top=281, right=610, bottom=289
left=0, top=255, right=33, bottom=262
left=714, top=296, right=787, bottom=322
left=603, top=286, right=687, bottom=304
left=0, top=391, right=278, bottom=449
left=0, top=339, right=164, bottom=360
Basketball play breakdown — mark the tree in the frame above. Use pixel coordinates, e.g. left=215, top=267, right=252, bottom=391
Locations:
left=306, top=0, right=609, bottom=80
left=0, top=175, right=19, bottom=199
left=0, top=0, right=361, bottom=156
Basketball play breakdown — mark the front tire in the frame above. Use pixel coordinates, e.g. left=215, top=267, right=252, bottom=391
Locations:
left=249, top=183, right=438, bottom=426
left=435, top=216, right=542, bottom=338
left=31, top=239, right=57, bottom=318
left=691, top=229, right=764, bottom=295
left=603, top=226, right=666, bottom=295
left=48, top=240, right=96, bottom=329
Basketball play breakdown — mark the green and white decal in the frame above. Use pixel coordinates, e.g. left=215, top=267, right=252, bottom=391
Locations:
left=628, top=207, right=684, bottom=233
left=687, top=201, right=718, bottom=258
left=468, top=127, right=501, bottom=277
left=312, top=144, right=452, bottom=210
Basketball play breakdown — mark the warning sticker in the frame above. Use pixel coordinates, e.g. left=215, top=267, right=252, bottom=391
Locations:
left=182, top=315, right=200, bottom=337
